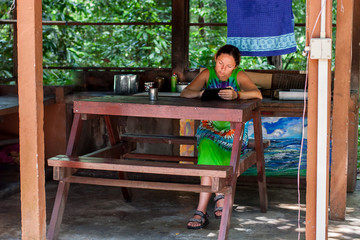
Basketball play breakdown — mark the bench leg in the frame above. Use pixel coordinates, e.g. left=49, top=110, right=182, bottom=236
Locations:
left=218, top=122, right=244, bottom=239
left=218, top=185, right=236, bottom=240
left=252, top=108, right=268, bottom=213
left=48, top=113, right=82, bottom=239
left=104, top=115, right=132, bottom=202
left=47, top=181, right=70, bottom=240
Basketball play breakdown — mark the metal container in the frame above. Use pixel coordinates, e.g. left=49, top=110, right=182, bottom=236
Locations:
left=114, top=74, right=139, bottom=95
left=176, top=82, right=189, bottom=92
left=149, top=88, right=158, bottom=101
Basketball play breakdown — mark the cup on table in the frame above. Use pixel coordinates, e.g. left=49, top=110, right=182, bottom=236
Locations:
left=149, top=88, right=158, bottom=101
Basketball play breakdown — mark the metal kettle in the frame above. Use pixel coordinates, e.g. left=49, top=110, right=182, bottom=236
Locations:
left=113, top=74, right=139, bottom=95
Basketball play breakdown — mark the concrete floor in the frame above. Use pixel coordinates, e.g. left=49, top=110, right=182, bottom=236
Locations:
left=0, top=179, right=359, bottom=240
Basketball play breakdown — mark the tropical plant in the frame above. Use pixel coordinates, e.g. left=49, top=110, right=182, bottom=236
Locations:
left=0, top=0, right=328, bottom=82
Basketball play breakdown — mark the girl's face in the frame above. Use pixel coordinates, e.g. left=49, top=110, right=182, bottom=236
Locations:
left=214, top=53, right=237, bottom=80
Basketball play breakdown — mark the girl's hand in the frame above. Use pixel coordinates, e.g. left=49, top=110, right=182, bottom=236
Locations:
left=218, top=86, right=237, bottom=100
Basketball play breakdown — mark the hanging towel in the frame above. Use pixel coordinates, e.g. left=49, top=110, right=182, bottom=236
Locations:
left=226, top=0, right=297, bottom=56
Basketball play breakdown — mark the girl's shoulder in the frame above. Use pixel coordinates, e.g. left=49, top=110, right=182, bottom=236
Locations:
left=231, top=67, right=244, bottom=79
left=234, top=67, right=244, bottom=74
left=207, top=66, right=217, bottom=79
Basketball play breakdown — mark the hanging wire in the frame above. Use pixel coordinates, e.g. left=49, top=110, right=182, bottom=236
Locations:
left=7, top=0, right=16, bottom=17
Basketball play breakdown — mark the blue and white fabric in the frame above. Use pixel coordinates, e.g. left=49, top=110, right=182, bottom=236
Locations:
left=226, top=0, right=297, bottom=56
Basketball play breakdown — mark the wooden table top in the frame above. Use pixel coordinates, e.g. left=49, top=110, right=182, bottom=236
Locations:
left=0, top=96, right=56, bottom=117
left=73, top=95, right=261, bottom=122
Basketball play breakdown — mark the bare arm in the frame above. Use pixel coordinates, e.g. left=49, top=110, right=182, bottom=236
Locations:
left=180, top=69, right=209, bottom=98
left=236, top=71, right=262, bottom=99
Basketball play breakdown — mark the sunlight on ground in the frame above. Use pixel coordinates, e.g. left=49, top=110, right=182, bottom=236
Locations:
left=206, top=232, right=217, bottom=237
left=234, top=227, right=252, bottom=232
left=276, top=203, right=306, bottom=211
left=328, top=214, right=360, bottom=239
left=232, top=203, right=307, bottom=236
left=234, top=205, right=257, bottom=213
left=345, top=207, right=355, bottom=213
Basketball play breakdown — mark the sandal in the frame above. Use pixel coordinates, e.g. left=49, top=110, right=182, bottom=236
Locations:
left=187, top=210, right=209, bottom=229
left=214, top=194, right=225, bottom=219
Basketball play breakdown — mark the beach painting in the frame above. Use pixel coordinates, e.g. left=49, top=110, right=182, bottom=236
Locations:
left=246, top=117, right=308, bottom=177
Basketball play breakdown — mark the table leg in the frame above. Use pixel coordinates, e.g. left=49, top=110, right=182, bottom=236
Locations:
left=66, top=113, right=83, bottom=156
left=104, top=116, right=132, bottom=202
left=252, top=108, right=268, bottom=213
left=48, top=113, right=83, bottom=239
left=218, top=122, right=244, bottom=240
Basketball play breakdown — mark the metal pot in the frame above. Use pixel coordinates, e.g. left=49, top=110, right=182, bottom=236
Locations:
left=176, top=82, right=189, bottom=92
left=114, top=74, right=139, bottom=95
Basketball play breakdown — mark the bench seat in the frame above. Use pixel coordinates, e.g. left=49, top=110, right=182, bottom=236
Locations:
left=48, top=155, right=234, bottom=193
left=48, top=155, right=232, bottom=178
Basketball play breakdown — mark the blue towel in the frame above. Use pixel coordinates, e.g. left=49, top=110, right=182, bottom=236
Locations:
left=226, top=0, right=297, bottom=56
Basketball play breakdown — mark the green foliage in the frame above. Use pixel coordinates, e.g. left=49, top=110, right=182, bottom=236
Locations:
left=43, top=69, right=77, bottom=86
left=0, top=2, right=14, bottom=79
left=282, top=27, right=307, bottom=70
left=0, top=0, right=334, bottom=83
left=292, top=0, right=306, bottom=24
left=0, top=25, right=13, bottom=79
left=190, top=0, right=227, bottom=23
left=40, top=0, right=172, bottom=85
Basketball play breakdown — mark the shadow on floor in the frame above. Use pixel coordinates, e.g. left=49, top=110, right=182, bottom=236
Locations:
left=0, top=180, right=359, bottom=240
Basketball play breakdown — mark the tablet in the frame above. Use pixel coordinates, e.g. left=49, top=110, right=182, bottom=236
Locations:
left=200, top=88, right=227, bottom=101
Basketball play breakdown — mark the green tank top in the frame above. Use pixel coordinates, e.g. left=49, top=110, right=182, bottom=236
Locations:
left=205, top=66, right=242, bottom=91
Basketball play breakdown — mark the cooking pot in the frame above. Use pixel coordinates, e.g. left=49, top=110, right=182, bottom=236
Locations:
left=114, top=74, right=139, bottom=95
left=176, top=82, right=189, bottom=92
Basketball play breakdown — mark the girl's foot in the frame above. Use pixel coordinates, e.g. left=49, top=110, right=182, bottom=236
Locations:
left=214, top=194, right=225, bottom=219
left=187, top=210, right=209, bottom=229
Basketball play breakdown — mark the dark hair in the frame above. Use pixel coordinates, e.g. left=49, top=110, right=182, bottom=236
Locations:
left=215, top=44, right=241, bottom=67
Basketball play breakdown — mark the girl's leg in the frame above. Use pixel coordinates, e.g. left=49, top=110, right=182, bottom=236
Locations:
left=187, top=176, right=212, bottom=228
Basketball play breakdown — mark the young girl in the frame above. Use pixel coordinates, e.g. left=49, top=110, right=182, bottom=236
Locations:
left=180, top=44, right=262, bottom=229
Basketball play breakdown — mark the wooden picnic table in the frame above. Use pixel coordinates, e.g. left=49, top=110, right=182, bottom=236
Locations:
left=47, top=95, right=267, bottom=240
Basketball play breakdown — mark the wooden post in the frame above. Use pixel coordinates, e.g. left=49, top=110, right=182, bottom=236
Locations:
left=347, top=0, right=360, bottom=193
left=306, top=0, right=333, bottom=239
left=330, top=0, right=354, bottom=220
left=171, top=0, right=189, bottom=81
left=17, top=0, right=46, bottom=239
